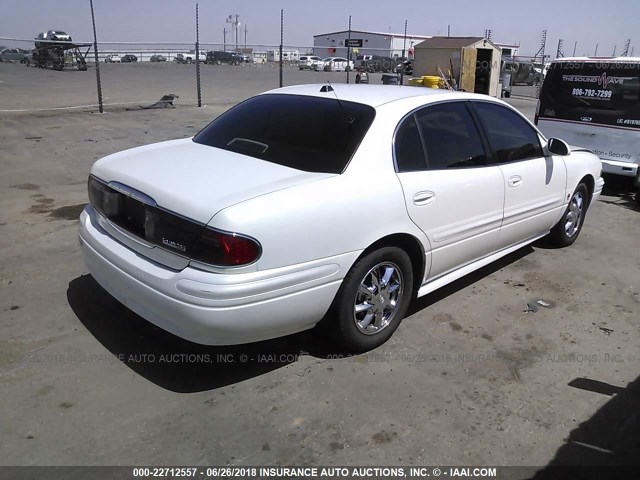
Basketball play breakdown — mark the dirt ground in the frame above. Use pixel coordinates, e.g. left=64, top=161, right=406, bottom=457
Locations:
left=0, top=85, right=639, bottom=472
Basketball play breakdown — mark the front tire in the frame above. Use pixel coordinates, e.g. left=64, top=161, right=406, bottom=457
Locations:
left=548, top=183, right=589, bottom=247
left=330, top=247, right=413, bottom=352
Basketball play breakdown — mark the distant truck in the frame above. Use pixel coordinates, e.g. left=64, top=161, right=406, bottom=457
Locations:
left=176, top=51, right=206, bottom=64
left=502, top=59, right=542, bottom=86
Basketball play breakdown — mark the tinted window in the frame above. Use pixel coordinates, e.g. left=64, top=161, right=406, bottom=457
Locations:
left=415, top=102, right=487, bottom=169
left=538, top=61, right=640, bottom=128
left=395, top=115, right=426, bottom=172
left=193, top=94, right=376, bottom=174
left=472, top=102, right=542, bottom=163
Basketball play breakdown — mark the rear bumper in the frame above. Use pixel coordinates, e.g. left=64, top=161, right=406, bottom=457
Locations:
left=79, top=205, right=358, bottom=345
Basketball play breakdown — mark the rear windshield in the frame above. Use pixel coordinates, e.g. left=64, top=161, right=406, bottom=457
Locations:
left=539, top=61, right=640, bottom=128
left=193, top=94, right=376, bottom=174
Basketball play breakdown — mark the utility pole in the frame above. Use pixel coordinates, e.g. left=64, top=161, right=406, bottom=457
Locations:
left=89, top=0, right=103, bottom=113
left=279, top=9, right=283, bottom=88
left=535, top=29, right=547, bottom=64
left=195, top=3, right=201, bottom=107
left=447, top=24, right=450, bottom=37
left=401, top=20, right=407, bottom=85
left=226, top=14, right=240, bottom=51
left=346, top=15, right=351, bottom=84
left=244, top=25, right=248, bottom=50
left=235, top=14, right=239, bottom=50
left=223, top=28, right=226, bottom=51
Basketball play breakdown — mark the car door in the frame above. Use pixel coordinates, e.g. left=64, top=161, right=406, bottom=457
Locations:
left=394, top=101, right=505, bottom=280
left=471, top=101, right=567, bottom=249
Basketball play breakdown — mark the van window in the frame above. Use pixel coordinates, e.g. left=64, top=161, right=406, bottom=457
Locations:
left=539, top=61, right=640, bottom=129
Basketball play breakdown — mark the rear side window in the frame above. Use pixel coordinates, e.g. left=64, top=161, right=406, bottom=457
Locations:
left=539, top=62, right=640, bottom=128
left=472, top=102, right=542, bottom=163
left=193, top=94, right=375, bottom=174
left=395, top=116, right=426, bottom=171
left=415, top=103, right=487, bottom=169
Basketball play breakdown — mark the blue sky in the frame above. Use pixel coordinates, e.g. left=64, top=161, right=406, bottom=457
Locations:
left=1, top=0, right=637, bottom=56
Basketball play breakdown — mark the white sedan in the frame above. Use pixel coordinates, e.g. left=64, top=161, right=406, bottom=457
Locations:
left=79, top=85, right=604, bottom=351
left=316, top=57, right=354, bottom=72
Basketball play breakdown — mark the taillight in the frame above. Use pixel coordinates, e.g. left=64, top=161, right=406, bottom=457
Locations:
left=88, top=175, right=261, bottom=267
left=191, top=228, right=261, bottom=267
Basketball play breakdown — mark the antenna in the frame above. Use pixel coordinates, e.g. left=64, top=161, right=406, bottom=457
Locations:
left=323, top=82, right=354, bottom=125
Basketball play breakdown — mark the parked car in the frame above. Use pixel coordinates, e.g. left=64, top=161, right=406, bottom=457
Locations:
left=298, top=55, right=323, bottom=70
left=150, top=54, right=167, bottom=62
left=0, top=48, right=23, bottom=62
left=365, top=56, right=396, bottom=73
left=395, top=58, right=413, bottom=75
left=241, top=54, right=252, bottom=63
left=503, top=60, right=542, bottom=86
left=317, top=57, right=354, bottom=72
left=105, top=54, right=121, bottom=63
left=536, top=57, right=640, bottom=181
left=79, top=85, right=603, bottom=352
left=176, top=51, right=206, bottom=64
left=35, top=30, right=72, bottom=48
left=121, top=54, right=138, bottom=63
left=206, top=51, right=243, bottom=65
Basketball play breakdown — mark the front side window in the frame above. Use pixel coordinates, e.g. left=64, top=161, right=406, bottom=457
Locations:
left=472, top=102, right=542, bottom=163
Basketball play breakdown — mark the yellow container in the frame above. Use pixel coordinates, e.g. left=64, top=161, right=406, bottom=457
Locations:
left=408, top=77, right=424, bottom=86
left=421, top=75, right=441, bottom=88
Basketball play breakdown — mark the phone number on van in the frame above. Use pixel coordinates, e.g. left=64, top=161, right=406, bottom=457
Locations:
left=572, top=88, right=612, bottom=99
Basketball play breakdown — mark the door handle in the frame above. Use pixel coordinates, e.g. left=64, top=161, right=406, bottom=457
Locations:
left=413, top=191, right=435, bottom=205
left=508, top=175, right=522, bottom=187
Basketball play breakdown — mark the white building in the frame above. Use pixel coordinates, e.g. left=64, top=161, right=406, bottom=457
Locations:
left=495, top=42, right=520, bottom=58
left=313, top=30, right=431, bottom=59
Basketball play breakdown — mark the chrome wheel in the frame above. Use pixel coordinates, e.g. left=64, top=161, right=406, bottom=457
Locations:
left=353, top=262, right=404, bottom=335
left=565, top=191, right=584, bottom=237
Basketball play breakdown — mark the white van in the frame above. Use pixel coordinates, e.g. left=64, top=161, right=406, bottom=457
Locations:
left=536, top=57, right=640, bottom=180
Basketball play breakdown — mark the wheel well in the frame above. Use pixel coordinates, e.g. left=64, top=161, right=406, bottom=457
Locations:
left=360, top=234, right=426, bottom=292
left=579, top=175, right=595, bottom=205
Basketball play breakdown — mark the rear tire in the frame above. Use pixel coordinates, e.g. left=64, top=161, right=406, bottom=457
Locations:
left=330, top=247, right=413, bottom=352
left=547, top=183, right=589, bottom=247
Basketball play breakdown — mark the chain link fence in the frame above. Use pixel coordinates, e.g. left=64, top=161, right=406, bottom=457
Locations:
left=0, top=9, right=549, bottom=113
left=1, top=36, right=411, bottom=112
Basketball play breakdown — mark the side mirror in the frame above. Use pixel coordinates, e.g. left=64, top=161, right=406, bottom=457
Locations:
left=547, top=137, right=570, bottom=156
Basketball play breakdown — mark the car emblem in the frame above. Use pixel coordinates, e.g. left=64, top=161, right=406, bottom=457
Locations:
left=580, top=117, right=592, bottom=122
left=162, top=238, right=187, bottom=252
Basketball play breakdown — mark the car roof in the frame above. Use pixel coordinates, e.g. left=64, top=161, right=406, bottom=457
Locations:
left=261, top=84, right=493, bottom=108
